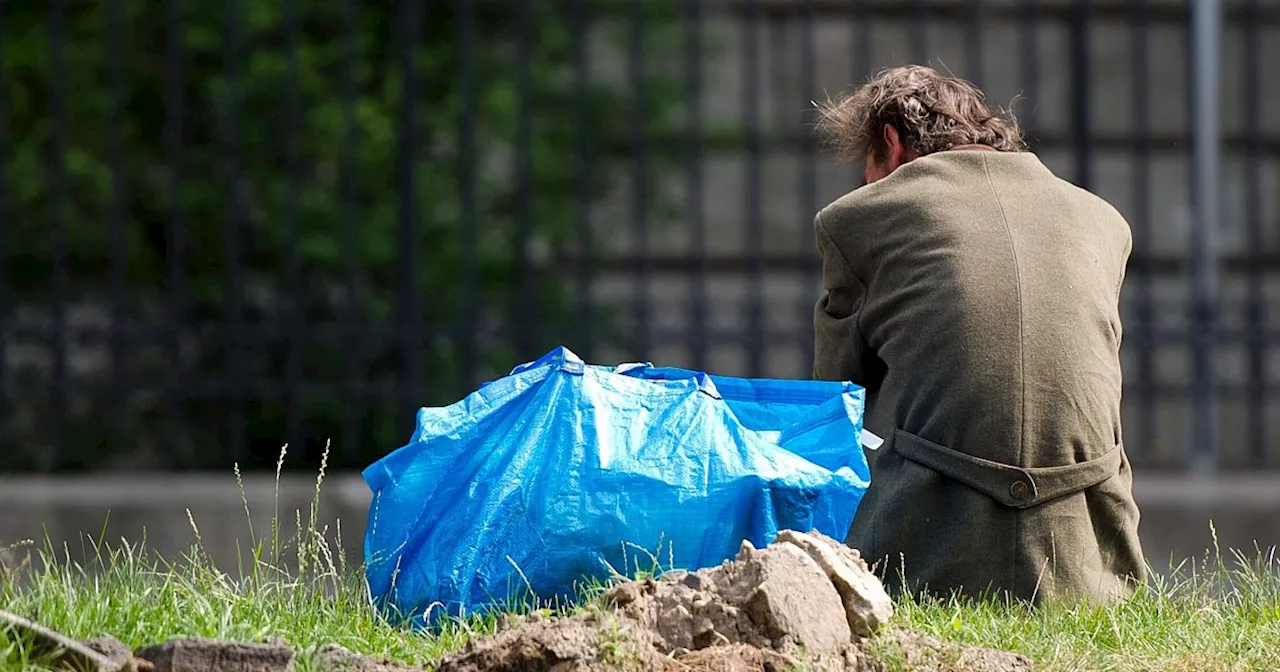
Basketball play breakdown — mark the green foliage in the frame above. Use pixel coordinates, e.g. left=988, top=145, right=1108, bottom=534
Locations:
left=0, top=0, right=687, bottom=470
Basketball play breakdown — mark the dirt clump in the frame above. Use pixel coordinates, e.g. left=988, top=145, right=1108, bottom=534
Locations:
left=434, top=531, right=1033, bottom=672
left=434, top=609, right=667, bottom=672
left=871, top=631, right=1035, bottom=672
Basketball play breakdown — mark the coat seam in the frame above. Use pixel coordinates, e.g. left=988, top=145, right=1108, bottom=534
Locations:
left=982, top=153, right=1026, bottom=590
left=980, top=159, right=1027, bottom=463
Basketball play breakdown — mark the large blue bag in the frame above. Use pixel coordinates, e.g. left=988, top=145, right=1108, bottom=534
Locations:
left=362, top=346, right=870, bottom=622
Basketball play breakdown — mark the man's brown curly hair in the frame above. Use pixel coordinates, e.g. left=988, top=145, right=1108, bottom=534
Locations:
left=815, top=65, right=1027, bottom=163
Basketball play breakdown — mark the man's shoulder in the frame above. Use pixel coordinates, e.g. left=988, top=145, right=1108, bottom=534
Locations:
left=817, top=182, right=874, bottom=217
left=817, top=171, right=925, bottom=226
left=1008, top=156, right=1133, bottom=242
left=981, top=151, right=1125, bottom=215
left=982, top=152, right=1134, bottom=256
left=817, top=153, right=979, bottom=231
left=816, top=149, right=1131, bottom=240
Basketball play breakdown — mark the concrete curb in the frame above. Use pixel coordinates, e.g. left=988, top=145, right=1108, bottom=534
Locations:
left=0, top=473, right=1276, bottom=575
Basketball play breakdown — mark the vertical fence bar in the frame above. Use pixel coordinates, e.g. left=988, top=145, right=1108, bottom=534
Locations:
left=852, top=0, right=871, bottom=187
left=223, top=0, right=246, bottom=464
left=339, top=0, right=359, bottom=462
left=458, top=0, right=479, bottom=385
left=573, top=0, right=594, bottom=361
left=744, top=0, right=763, bottom=377
left=46, top=0, right=68, bottom=471
left=910, top=0, right=927, bottom=65
left=686, top=0, right=707, bottom=371
left=164, top=0, right=188, bottom=464
left=1019, top=0, right=1038, bottom=143
left=0, top=0, right=7, bottom=444
left=629, top=0, right=650, bottom=362
left=1243, top=0, right=1265, bottom=466
left=396, top=0, right=422, bottom=436
left=282, top=0, right=302, bottom=453
left=1069, top=0, right=1091, bottom=189
left=1189, top=0, right=1221, bottom=473
left=799, top=0, right=817, bottom=372
left=853, top=0, right=870, bottom=80
left=512, top=0, right=536, bottom=361
left=1131, top=0, right=1155, bottom=461
left=108, top=0, right=128, bottom=460
left=966, top=0, right=984, bottom=88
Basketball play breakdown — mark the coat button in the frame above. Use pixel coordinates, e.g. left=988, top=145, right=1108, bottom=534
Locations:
left=1009, top=480, right=1030, bottom=501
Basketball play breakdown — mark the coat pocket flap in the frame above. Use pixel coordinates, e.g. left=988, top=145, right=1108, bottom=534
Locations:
left=891, top=429, right=1124, bottom=509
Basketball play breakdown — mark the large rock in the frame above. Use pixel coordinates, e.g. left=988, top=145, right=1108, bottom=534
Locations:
left=728, top=540, right=855, bottom=654
left=606, top=538, right=853, bottom=656
left=774, top=530, right=895, bottom=637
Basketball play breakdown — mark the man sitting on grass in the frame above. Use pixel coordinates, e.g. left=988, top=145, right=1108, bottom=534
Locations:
left=811, top=65, right=1146, bottom=603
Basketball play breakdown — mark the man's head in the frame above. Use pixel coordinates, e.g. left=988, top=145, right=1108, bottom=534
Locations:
left=816, top=65, right=1027, bottom=185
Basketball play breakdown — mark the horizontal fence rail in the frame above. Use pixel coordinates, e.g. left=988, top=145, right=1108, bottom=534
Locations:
left=0, top=0, right=1278, bottom=472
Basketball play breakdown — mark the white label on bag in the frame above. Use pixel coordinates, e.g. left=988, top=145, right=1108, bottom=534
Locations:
left=860, top=429, right=884, bottom=451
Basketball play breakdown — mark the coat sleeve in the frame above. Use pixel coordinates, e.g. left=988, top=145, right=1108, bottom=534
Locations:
left=812, top=211, right=877, bottom=386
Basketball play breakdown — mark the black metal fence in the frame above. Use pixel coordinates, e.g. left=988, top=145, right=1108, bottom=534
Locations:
left=1, top=0, right=1277, bottom=473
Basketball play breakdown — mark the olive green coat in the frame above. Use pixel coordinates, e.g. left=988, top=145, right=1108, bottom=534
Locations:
left=812, top=149, right=1146, bottom=603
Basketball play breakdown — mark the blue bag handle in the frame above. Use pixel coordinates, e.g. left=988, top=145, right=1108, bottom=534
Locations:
left=508, top=346, right=585, bottom=376
left=613, top=362, right=721, bottom=399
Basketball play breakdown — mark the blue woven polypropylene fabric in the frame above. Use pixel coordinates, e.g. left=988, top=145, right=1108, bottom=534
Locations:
left=362, top=346, right=869, bottom=623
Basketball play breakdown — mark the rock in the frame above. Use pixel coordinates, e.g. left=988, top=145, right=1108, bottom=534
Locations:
left=312, top=645, right=377, bottom=672
left=774, top=530, right=894, bottom=637
left=606, top=536, right=852, bottom=657
left=602, top=578, right=646, bottom=607
left=84, top=636, right=135, bottom=668
left=135, top=638, right=293, bottom=672
left=0, top=609, right=123, bottom=672
left=733, top=541, right=853, bottom=654
left=878, top=630, right=1035, bottom=672
left=309, top=644, right=423, bottom=672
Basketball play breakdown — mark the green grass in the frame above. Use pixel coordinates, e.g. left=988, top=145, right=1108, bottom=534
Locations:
left=2, top=448, right=1278, bottom=671
left=873, top=538, right=1280, bottom=671
left=0, top=446, right=593, bottom=671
